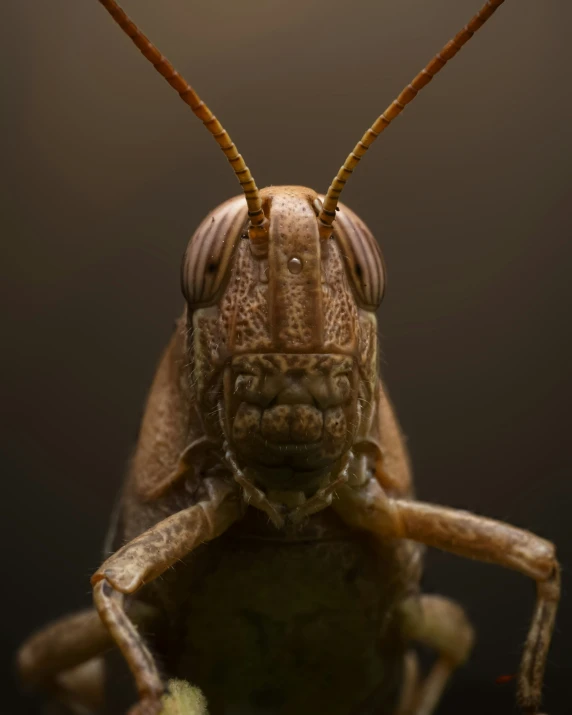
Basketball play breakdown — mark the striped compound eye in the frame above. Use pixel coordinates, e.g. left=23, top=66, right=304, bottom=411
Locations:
left=181, top=195, right=249, bottom=308
left=321, top=199, right=386, bottom=310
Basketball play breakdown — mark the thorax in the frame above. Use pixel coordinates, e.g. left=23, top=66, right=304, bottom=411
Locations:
left=137, top=508, right=414, bottom=715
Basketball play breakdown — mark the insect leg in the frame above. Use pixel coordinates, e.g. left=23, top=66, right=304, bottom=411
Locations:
left=91, top=478, right=241, bottom=715
left=398, top=595, right=475, bottom=715
left=333, top=480, right=559, bottom=714
left=17, top=604, right=156, bottom=713
left=394, top=650, right=420, bottom=715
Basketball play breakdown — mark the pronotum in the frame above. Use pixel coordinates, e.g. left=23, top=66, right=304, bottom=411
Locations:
left=16, top=1, right=562, bottom=714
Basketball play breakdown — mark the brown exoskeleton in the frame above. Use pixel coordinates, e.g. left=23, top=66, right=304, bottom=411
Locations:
left=17, top=1, right=560, bottom=714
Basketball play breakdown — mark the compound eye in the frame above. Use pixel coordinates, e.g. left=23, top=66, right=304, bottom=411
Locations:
left=181, top=195, right=248, bottom=308
left=327, top=201, right=386, bottom=310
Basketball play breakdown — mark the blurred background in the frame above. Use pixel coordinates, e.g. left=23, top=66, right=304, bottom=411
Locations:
left=1, top=0, right=571, bottom=713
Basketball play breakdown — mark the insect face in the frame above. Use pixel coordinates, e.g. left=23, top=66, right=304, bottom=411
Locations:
left=182, top=185, right=385, bottom=493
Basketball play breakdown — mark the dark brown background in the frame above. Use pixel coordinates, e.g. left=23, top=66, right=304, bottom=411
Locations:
left=2, top=1, right=570, bottom=713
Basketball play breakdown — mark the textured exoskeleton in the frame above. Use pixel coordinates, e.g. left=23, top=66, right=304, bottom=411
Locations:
left=17, top=2, right=560, bottom=715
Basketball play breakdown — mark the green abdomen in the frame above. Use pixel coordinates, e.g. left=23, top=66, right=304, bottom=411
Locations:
left=151, top=513, right=407, bottom=715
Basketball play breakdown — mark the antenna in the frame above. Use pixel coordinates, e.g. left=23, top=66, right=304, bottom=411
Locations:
left=96, top=0, right=268, bottom=243
left=318, top=0, right=507, bottom=236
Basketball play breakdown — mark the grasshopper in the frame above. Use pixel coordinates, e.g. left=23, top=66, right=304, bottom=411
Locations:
left=17, top=1, right=560, bottom=714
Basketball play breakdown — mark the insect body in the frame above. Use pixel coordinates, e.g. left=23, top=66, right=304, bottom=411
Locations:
left=17, top=1, right=560, bottom=714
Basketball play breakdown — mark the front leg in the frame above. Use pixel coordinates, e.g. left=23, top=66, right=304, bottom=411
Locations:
left=333, top=479, right=560, bottom=715
left=92, top=478, right=241, bottom=715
